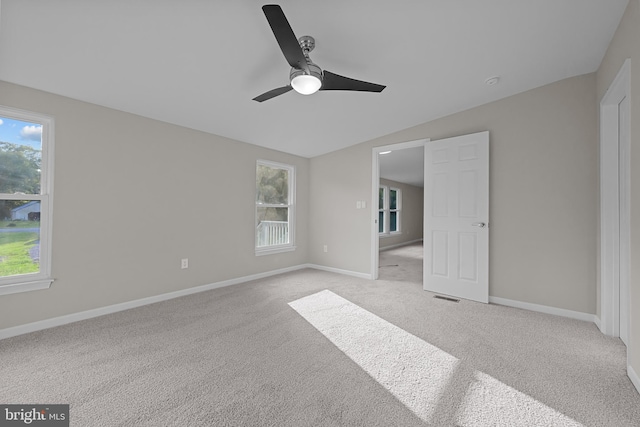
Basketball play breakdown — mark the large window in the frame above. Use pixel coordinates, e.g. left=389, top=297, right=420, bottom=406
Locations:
left=379, top=186, right=401, bottom=236
left=0, top=106, right=54, bottom=295
left=255, top=160, right=295, bottom=255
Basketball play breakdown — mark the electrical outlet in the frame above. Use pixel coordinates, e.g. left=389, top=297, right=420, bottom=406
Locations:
left=323, top=245, right=328, bottom=253
left=181, top=258, right=188, bottom=269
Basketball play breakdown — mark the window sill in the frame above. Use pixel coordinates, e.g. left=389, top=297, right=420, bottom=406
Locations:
left=255, top=245, right=296, bottom=257
left=0, top=278, right=54, bottom=296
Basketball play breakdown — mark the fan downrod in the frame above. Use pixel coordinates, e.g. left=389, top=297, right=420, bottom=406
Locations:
left=298, top=35, right=315, bottom=55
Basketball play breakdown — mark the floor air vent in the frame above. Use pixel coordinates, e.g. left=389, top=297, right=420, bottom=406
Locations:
left=433, top=295, right=460, bottom=303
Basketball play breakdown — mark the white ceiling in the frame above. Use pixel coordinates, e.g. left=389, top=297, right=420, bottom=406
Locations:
left=380, top=147, right=425, bottom=188
left=0, top=0, right=628, bottom=158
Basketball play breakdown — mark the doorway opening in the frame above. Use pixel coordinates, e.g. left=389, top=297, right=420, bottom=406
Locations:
left=371, top=140, right=427, bottom=281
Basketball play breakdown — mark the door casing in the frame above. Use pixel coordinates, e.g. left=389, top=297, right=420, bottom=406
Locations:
left=599, top=58, right=631, bottom=347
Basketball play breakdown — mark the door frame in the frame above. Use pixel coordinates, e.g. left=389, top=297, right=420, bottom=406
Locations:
left=371, top=139, right=429, bottom=279
left=599, top=58, right=630, bottom=343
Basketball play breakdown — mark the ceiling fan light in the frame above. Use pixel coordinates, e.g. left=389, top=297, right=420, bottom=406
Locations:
left=291, top=74, right=322, bottom=95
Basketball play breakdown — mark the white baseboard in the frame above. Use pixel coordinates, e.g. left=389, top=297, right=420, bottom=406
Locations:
left=593, top=315, right=602, bottom=331
left=305, top=264, right=372, bottom=280
left=489, top=296, right=597, bottom=323
left=379, top=239, right=423, bottom=252
left=0, top=264, right=308, bottom=341
left=1, top=265, right=602, bottom=342
left=629, top=364, right=640, bottom=395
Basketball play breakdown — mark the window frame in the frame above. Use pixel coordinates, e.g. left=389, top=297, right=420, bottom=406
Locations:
left=379, top=186, right=387, bottom=234
left=389, top=187, right=401, bottom=233
left=0, top=105, right=55, bottom=295
left=379, top=185, right=402, bottom=237
left=255, top=159, right=296, bottom=256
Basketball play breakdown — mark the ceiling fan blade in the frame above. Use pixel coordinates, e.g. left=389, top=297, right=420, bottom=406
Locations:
left=262, top=5, right=309, bottom=73
left=320, top=70, right=386, bottom=93
left=253, top=85, right=293, bottom=102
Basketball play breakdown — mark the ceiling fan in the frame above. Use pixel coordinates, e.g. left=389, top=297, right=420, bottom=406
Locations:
left=253, top=4, right=386, bottom=102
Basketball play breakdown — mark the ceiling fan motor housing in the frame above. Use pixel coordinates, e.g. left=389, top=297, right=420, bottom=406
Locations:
left=290, top=61, right=322, bottom=94
left=290, top=35, right=322, bottom=83
left=290, top=61, right=322, bottom=83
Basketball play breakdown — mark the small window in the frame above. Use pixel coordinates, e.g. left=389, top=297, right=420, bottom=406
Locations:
left=379, top=185, right=401, bottom=236
left=389, top=188, right=400, bottom=232
left=0, top=106, right=54, bottom=295
left=379, top=187, right=386, bottom=233
left=255, top=160, right=295, bottom=255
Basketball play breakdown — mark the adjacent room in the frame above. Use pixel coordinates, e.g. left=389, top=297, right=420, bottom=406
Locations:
left=1, top=1, right=639, bottom=425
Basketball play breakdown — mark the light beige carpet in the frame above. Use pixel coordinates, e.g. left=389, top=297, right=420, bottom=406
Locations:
left=1, top=244, right=638, bottom=426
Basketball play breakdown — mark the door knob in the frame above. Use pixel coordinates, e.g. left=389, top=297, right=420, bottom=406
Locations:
left=472, top=222, right=486, bottom=228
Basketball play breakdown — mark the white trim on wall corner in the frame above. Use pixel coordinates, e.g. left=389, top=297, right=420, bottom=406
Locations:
left=629, top=365, right=640, bottom=395
left=600, top=58, right=631, bottom=339
left=489, top=296, right=597, bottom=324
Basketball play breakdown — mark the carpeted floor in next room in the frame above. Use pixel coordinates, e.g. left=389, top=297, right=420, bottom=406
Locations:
left=0, top=242, right=638, bottom=426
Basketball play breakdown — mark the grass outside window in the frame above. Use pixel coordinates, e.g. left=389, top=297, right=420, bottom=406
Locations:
left=0, top=221, right=40, bottom=277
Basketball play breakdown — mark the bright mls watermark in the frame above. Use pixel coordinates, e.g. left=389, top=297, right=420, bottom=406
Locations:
left=0, top=405, right=68, bottom=426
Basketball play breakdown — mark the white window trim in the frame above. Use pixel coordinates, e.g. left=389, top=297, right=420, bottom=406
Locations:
left=379, top=185, right=402, bottom=237
left=255, top=159, right=296, bottom=256
left=0, top=105, right=55, bottom=295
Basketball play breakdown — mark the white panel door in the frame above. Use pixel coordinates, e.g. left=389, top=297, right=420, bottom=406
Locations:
left=423, top=132, right=489, bottom=303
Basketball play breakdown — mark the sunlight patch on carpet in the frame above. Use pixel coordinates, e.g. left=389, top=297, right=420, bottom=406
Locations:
left=289, top=290, right=583, bottom=426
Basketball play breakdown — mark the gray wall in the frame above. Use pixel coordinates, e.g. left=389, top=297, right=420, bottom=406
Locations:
left=379, top=178, right=423, bottom=250
left=0, top=80, right=309, bottom=330
left=596, top=0, right=640, bottom=384
left=310, top=73, right=598, bottom=314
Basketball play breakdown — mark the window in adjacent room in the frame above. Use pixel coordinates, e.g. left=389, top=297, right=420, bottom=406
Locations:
left=0, top=106, right=54, bottom=295
left=379, top=185, right=401, bottom=236
left=255, top=160, right=295, bottom=255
